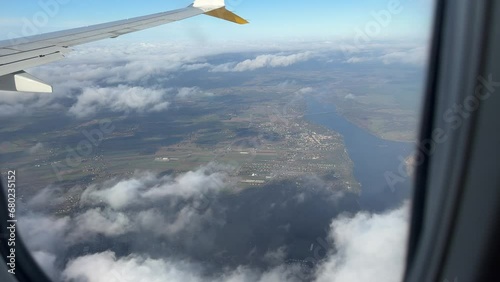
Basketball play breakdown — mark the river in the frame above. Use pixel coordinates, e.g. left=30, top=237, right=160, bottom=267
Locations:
left=305, top=97, right=415, bottom=212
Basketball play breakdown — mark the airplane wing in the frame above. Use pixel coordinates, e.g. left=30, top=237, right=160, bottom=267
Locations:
left=0, top=0, right=247, bottom=93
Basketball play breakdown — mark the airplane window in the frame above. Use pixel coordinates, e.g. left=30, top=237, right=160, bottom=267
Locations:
left=0, top=0, right=435, bottom=281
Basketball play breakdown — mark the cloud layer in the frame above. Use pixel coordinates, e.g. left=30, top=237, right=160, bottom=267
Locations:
left=19, top=164, right=409, bottom=282
left=345, top=47, right=428, bottom=66
left=211, top=52, right=313, bottom=72
left=315, top=204, right=409, bottom=282
left=0, top=41, right=425, bottom=119
left=68, top=85, right=170, bottom=118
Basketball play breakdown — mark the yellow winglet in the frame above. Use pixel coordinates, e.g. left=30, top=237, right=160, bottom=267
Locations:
left=204, top=7, right=249, bottom=24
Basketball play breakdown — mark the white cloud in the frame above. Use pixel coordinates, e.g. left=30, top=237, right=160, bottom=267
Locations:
left=345, top=57, right=369, bottom=63
left=135, top=206, right=217, bottom=237
left=81, top=164, right=231, bottom=210
left=345, top=46, right=427, bottom=66
left=62, top=251, right=206, bottom=282
left=379, top=47, right=427, bottom=65
left=314, top=204, right=409, bottom=282
left=81, top=174, right=154, bottom=210
left=176, top=87, right=214, bottom=100
left=220, top=265, right=301, bottom=282
left=27, top=186, right=68, bottom=210
left=18, top=214, right=71, bottom=254
left=28, top=142, right=44, bottom=154
left=141, top=165, right=230, bottom=200
left=15, top=165, right=232, bottom=254
left=297, top=87, right=314, bottom=94
left=68, top=85, right=170, bottom=118
left=211, top=52, right=313, bottom=72
left=0, top=91, right=62, bottom=117
left=62, top=251, right=302, bottom=282
left=70, top=208, right=133, bottom=239
left=344, top=93, right=356, bottom=100
left=32, top=251, right=59, bottom=281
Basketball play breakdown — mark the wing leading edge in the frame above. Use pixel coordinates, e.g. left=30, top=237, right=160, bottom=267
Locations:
left=0, top=0, right=247, bottom=93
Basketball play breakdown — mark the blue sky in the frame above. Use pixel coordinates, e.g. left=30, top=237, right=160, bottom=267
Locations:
left=0, top=0, right=434, bottom=44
